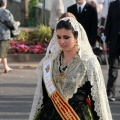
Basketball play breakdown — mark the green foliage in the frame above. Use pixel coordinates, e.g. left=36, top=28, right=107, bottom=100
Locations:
left=28, top=0, right=38, bottom=26
left=13, top=25, right=52, bottom=45
left=14, top=30, right=29, bottom=41
left=33, top=24, right=52, bottom=43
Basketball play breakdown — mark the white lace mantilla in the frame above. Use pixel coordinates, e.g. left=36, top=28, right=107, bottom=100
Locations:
left=29, top=17, right=112, bottom=120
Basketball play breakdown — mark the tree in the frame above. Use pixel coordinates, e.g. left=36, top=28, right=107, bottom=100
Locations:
left=21, top=0, right=29, bottom=26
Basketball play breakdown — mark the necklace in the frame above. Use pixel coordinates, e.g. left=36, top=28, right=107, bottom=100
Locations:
left=55, top=52, right=68, bottom=81
left=59, top=52, right=68, bottom=73
left=55, top=50, right=80, bottom=81
left=56, top=72, right=67, bottom=81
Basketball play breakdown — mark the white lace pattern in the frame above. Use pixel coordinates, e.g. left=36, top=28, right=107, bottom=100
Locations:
left=29, top=17, right=112, bottom=120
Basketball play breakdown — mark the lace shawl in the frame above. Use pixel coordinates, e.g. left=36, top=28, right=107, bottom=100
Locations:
left=29, top=17, right=112, bottom=120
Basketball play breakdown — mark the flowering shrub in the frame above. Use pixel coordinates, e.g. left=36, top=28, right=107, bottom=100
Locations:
left=8, top=24, right=52, bottom=54
left=8, top=40, right=48, bottom=54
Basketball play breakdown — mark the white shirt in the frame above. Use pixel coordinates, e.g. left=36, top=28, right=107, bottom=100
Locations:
left=77, top=1, right=86, bottom=13
left=97, top=0, right=114, bottom=18
left=49, top=0, right=64, bottom=29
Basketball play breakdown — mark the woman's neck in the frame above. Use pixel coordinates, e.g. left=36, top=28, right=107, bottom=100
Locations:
left=62, top=48, right=79, bottom=65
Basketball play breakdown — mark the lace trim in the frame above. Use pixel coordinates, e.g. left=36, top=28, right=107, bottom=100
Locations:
left=53, top=52, right=87, bottom=100
left=29, top=66, right=43, bottom=120
left=86, top=56, right=112, bottom=120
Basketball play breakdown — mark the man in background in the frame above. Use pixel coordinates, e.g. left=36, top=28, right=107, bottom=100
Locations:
left=105, top=0, right=120, bottom=101
left=67, top=0, right=98, bottom=47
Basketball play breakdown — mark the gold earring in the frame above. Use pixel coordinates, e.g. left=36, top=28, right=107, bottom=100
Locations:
left=76, top=42, right=79, bottom=46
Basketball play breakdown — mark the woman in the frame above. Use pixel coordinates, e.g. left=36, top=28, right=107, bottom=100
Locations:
left=0, top=0, right=20, bottom=73
left=29, top=17, right=112, bottom=120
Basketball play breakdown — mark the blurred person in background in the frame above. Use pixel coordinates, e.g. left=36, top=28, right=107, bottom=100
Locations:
left=97, top=0, right=114, bottom=26
left=0, top=0, right=20, bottom=73
left=67, top=0, right=98, bottom=48
left=49, top=0, right=64, bottom=35
left=86, top=0, right=103, bottom=21
left=105, top=0, right=120, bottom=101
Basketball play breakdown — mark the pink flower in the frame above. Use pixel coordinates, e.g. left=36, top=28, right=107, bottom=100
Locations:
left=8, top=40, right=48, bottom=54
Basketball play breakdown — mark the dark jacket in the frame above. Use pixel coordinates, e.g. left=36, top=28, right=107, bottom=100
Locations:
left=0, top=7, right=18, bottom=40
left=67, top=3, right=98, bottom=47
left=105, top=0, right=120, bottom=52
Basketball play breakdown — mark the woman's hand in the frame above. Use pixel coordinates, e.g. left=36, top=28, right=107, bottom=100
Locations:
left=16, top=21, right=20, bottom=26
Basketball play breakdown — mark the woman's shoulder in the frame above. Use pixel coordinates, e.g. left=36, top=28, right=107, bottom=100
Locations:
left=0, top=8, right=10, bottom=14
left=85, top=55, right=100, bottom=68
left=0, top=8, right=12, bottom=19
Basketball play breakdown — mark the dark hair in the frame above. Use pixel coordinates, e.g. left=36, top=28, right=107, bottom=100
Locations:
left=56, top=20, right=78, bottom=39
left=0, top=0, right=6, bottom=7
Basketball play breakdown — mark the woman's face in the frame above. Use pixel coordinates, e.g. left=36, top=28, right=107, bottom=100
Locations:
left=56, top=28, right=77, bottom=52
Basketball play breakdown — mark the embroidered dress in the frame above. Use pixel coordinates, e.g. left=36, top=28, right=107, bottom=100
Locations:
left=29, top=17, right=112, bottom=120
left=36, top=52, right=96, bottom=120
left=38, top=93, right=94, bottom=120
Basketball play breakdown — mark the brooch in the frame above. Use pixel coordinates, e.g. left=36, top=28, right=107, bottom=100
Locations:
left=56, top=72, right=67, bottom=81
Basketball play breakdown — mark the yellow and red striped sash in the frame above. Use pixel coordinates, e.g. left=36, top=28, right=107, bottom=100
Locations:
left=43, top=61, right=80, bottom=120
left=51, top=90, right=80, bottom=120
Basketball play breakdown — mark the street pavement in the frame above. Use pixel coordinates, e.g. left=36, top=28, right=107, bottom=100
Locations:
left=0, top=62, right=120, bottom=120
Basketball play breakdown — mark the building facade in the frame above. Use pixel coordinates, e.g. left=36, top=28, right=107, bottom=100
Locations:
left=7, top=0, right=75, bottom=26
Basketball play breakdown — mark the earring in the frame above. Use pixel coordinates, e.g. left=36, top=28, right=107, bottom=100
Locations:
left=76, top=42, right=79, bottom=46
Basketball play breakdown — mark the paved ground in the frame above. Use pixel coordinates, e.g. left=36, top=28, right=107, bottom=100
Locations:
left=0, top=62, right=120, bottom=120
left=0, top=62, right=38, bottom=120
left=102, top=65, right=120, bottom=120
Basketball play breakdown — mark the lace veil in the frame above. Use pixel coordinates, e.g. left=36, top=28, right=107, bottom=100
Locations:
left=29, top=17, right=112, bottom=120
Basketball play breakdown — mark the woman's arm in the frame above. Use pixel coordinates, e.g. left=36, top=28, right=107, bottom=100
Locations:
left=2, top=9, right=20, bottom=30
